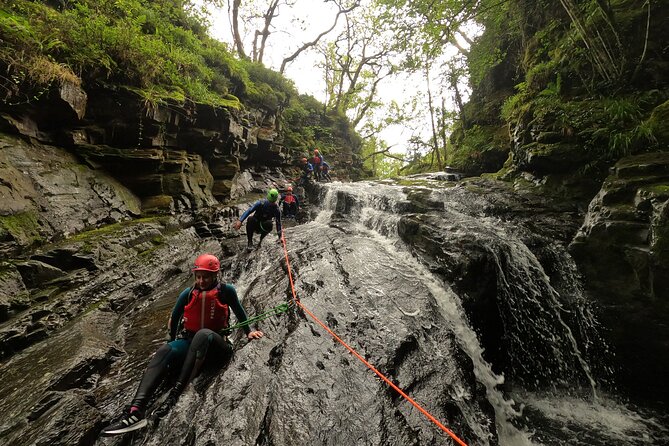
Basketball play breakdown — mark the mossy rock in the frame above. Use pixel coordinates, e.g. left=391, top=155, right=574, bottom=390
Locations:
left=613, top=151, right=669, bottom=179
left=648, top=100, right=669, bottom=146
left=519, top=142, right=589, bottom=174
left=0, top=211, right=43, bottom=247
left=142, top=195, right=174, bottom=213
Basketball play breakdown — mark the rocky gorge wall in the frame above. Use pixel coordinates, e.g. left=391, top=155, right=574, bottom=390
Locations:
left=0, top=82, right=298, bottom=361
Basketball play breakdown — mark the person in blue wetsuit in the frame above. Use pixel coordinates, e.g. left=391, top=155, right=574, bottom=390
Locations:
left=279, top=186, right=300, bottom=218
left=299, top=157, right=313, bottom=186
left=320, top=160, right=332, bottom=182
left=101, top=254, right=264, bottom=436
left=234, top=188, right=282, bottom=251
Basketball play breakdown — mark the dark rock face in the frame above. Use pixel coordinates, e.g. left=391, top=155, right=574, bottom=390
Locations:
left=0, top=133, right=142, bottom=256
left=1, top=84, right=288, bottom=221
left=569, top=152, right=669, bottom=399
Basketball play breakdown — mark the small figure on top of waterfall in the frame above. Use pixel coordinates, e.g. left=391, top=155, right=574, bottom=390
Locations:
left=234, top=188, right=282, bottom=251
left=311, top=149, right=324, bottom=181
left=101, top=253, right=264, bottom=437
left=279, top=185, right=300, bottom=218
left=319, top=160, right=332, bottom=182
left=299, top=157, right=313, bottom=187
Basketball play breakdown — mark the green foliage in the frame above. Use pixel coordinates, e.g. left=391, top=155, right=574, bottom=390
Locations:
left=359, top=137, right=402, bottom=178
left=281, top=94, right=324, bottom=149
left=280, top=93, right=360, bottom=158
left=0, top=0, right=357, bottom=159
left=448, top=125, right=494, bottom=172
left=505, top=88, right=664, bottom=161
left=0, top=0, right=292, bottom=110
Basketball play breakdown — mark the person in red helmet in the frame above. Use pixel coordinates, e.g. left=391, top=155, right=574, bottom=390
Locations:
left=311, top=149, right=324, bottom=181
left=101, top=253, right=263, bottom=437
left=279, top=185, right=300, bottom=218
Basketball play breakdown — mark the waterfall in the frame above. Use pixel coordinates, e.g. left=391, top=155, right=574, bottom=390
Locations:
left=307, top=180, right=665, bottom=446
left=312, top=181, right=535, bottom=444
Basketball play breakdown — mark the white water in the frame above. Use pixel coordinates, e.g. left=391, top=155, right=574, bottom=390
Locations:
left=309, top=180, right=666, bottom=446
left=313, top=182, right=532, bottom=445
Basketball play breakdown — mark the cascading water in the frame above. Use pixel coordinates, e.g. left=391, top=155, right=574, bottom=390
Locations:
left=309, top=179, right=668, bottom=446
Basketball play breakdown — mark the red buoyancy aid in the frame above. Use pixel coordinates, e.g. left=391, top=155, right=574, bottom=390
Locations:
left=182, top=285, right=230, bottom=332
left=312, top=155, right=322, bottom=165
left=283, top=194, right=297, bottom=204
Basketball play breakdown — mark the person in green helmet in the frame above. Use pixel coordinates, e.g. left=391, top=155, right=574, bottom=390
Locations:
left=234, top=188, right=283, bottom=251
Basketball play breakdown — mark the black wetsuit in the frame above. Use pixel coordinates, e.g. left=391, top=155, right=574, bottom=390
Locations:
left=238, top=199, right=282, bottom=245
left=129, top=283, right=251, bottom=410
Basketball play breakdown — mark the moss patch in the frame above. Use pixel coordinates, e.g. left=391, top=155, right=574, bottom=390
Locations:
left=648, top=100, right=669, bottom=145
left=0, top=211, right=42, bottom=246
left=68, top=217, right=165, bottom=243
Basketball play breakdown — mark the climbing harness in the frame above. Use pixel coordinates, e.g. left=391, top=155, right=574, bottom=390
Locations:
left=278, top=230, right=468, bottom=446
left=259, top=220, right=272, bottom=232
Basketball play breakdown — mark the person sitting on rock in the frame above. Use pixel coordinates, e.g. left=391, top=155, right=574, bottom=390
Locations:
left=234, top=188, right=282, bottom=251
left=101, top=253, right=264, bottom=436
left=279, top=186, right=300, bottom=218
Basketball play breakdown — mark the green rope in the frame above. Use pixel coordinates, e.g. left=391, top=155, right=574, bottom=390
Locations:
left=226, top=302, right=293, bottom=331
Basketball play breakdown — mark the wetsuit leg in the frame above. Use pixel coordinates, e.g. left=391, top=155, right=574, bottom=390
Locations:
left=246, top=216, right=259, bottom=244
left=175, top=329, right=233, bottom=387
left=130, top=339, right=189, bottom=410
left=258, top=220, right=272, bottom=243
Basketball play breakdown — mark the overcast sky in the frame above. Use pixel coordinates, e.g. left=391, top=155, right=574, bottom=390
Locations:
left=196, top=0, right=474, bottom=156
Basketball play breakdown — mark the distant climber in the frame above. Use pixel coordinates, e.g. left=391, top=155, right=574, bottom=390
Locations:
left=311, top=149, right=324, bottom=181
left=299, top=157, right=313, bottom=187
left=279, top=186, right=300, bottom=218
left=319, top=160, right=332, bottom=182
left=101, top=254, right=264, bottom=436
left=234, top=189, right=282, bottom=251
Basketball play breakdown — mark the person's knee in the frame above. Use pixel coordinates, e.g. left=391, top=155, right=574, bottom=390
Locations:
left=147, top=343, right=175, bottom=368
left=192, top=329, right=215, bottom=345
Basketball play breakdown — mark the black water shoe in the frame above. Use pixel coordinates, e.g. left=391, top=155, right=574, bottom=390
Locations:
left=101, top=407, right=147, bottom=436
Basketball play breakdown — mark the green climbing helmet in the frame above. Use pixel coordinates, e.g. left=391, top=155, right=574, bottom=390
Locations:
left=267, top=188, right=279, bottom=202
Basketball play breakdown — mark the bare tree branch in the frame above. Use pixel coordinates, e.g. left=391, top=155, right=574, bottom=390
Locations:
left=632, top=0, right=651, bottom=81
left=361, top=144, right=407, bottom=161
left=280, top=0, right=360, bottom=74
left=254, top=0, right=280, bottom=63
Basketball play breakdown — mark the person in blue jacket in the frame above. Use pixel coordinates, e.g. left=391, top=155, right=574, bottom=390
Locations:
left=299, top=157, right=313, bottom=186
left=234, top=188, right=282, bottom=251
left=320, top=160, right=332, bottom=182
left=101, top=254, right=264, bottom=436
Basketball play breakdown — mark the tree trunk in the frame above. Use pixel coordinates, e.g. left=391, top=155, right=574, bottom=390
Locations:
left=425, top=62, right=443, bottom=170
left=232, top=0, right=247, bottom=59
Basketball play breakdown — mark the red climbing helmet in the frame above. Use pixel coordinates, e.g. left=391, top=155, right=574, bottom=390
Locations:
left=192, top=254, right=220, bottom=272
left=286, top=186, right=293, bottom=192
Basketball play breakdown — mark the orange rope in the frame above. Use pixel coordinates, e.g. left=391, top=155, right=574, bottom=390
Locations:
left=279, top=232, right=468, bottom=446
